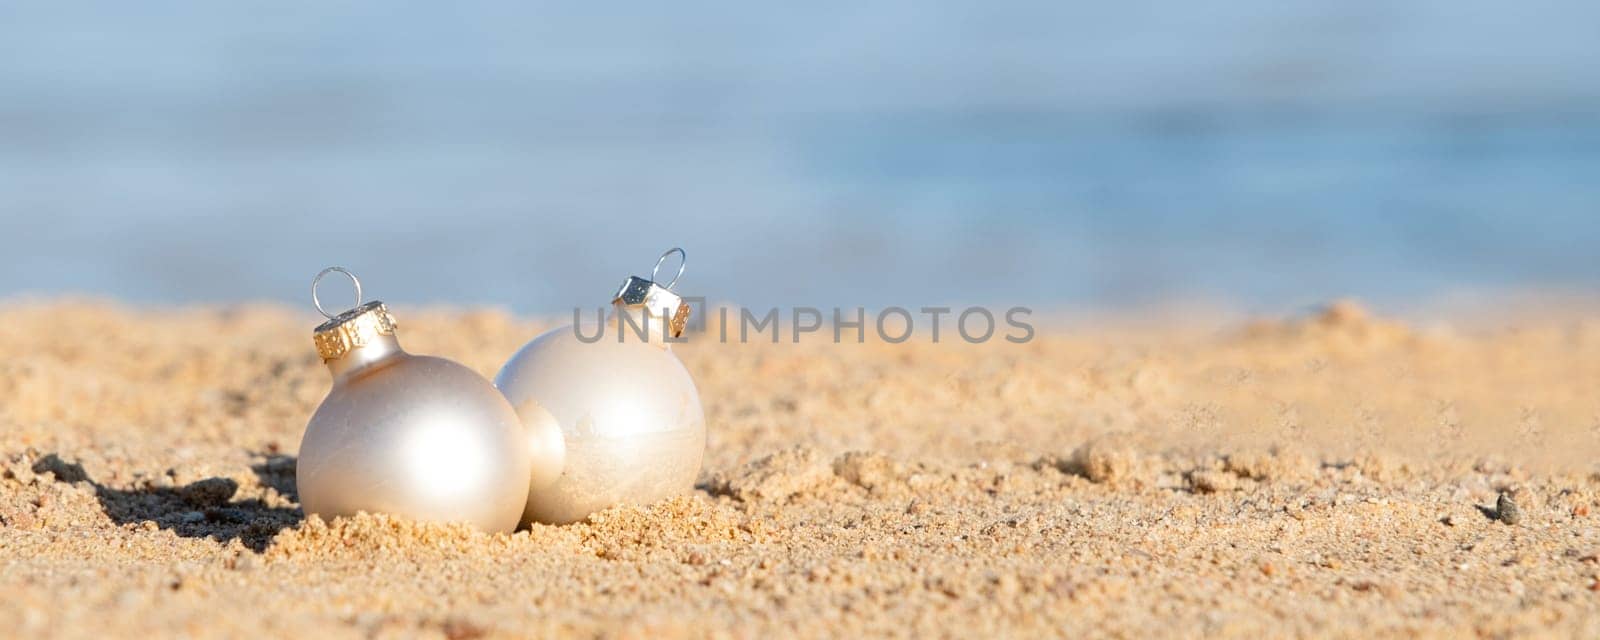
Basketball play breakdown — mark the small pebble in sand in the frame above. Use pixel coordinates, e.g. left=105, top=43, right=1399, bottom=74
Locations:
left=1496, top=491, right=1521, bottom=525
left=180, top=478, right=238, bottom=507
left=229, top=554, right=261, bottom=573
left=1189, top=470, right=1236, bottom=494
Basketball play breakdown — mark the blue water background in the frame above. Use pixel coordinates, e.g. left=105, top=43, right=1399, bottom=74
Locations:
left=1, top=2, right=1597, bottom=313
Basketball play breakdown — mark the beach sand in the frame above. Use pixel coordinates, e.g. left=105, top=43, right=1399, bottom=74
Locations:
left=1, top=300, right=1598, bottom=638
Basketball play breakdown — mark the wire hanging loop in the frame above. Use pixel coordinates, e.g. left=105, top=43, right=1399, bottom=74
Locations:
left=651, top=247, right=687, bottom=290
left=312, top=266, right=363, bottom=319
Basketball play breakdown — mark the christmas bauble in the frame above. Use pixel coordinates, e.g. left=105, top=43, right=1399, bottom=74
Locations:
left=495, top=250, right=705, bottom=524
left=297, top=269, right=531, bottom=533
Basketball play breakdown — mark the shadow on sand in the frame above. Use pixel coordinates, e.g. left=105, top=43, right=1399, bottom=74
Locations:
left=34, top=452, right=301, bottom=553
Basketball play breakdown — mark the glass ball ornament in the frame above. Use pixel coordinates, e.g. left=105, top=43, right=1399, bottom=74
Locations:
left=296, top=268, right=532, bottom=533
left=495, top=249, right=706, bottom=525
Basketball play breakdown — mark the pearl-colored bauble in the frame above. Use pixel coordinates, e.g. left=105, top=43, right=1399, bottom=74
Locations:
left=495, top=309, right=705, bottom=525
left=298, top=302, right=531, bottom=534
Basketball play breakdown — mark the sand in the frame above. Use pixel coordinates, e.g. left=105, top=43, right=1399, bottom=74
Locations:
left=1, top=299, right=1598, bottom=638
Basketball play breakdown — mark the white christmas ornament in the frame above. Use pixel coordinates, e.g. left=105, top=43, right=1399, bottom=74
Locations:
left=297, top=267, right=532, bottom=533
left=496, top=248, right=706, bottom=525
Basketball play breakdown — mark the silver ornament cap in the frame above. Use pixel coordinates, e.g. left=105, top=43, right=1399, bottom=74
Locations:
left=613, top=247, right=691, bottom=339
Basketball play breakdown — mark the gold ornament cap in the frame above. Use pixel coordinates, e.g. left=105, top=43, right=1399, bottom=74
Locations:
left=613, top=247, right=691, bottom=338
left=313, top=300, right=399, bottom=361
left=310, top=267, right=399, bottom=361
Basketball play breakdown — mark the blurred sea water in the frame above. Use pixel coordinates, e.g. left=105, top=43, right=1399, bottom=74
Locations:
left=0, top=2, right=1597, bottom=313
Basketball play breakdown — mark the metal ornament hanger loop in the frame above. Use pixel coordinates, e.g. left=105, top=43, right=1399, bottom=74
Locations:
left=312, top=266, right=363, bottom=319
left=651, top=247, right=687, bottom=290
